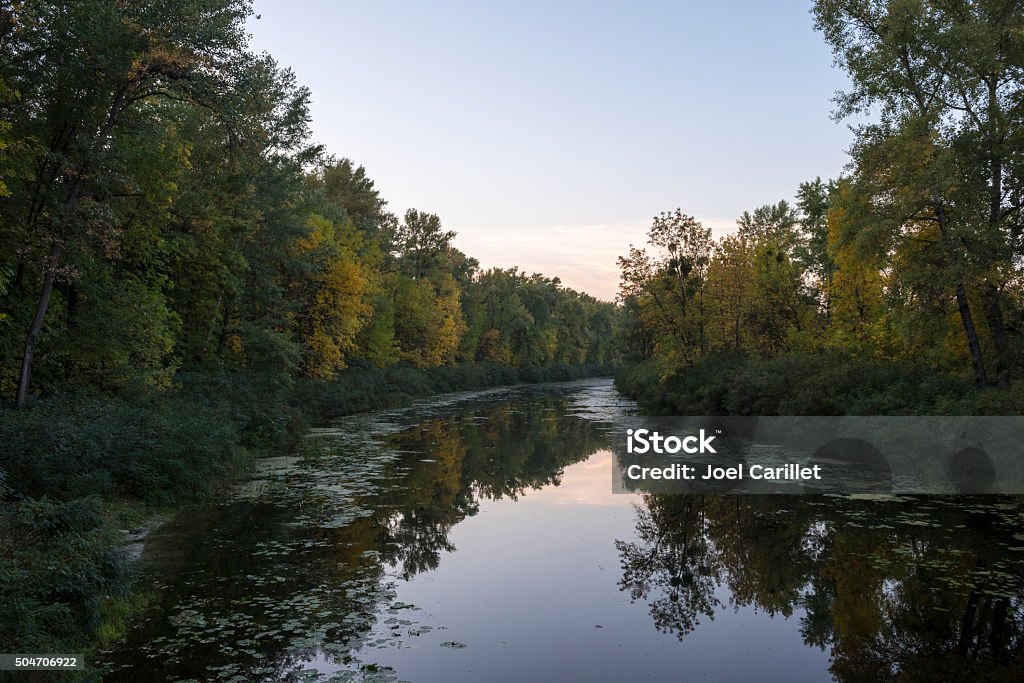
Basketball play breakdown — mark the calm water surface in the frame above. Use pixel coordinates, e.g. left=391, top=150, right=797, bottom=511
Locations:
left=97, top=379, right=1024, bottom=682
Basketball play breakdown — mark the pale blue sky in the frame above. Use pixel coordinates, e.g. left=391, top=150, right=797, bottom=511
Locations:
left=248, top=1, right=853, bottom=299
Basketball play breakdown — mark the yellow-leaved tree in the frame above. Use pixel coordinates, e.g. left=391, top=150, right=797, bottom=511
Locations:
left=293, top=214, right=374, bottom=379
left=823, top=194, right=887, bottom=355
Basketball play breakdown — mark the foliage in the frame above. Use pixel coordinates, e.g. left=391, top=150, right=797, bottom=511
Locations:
left=616, top=353, right=1024, bottom=417
left=0, top=2, right=621, bottom=661
left=0, top=495, right=130, bottom=657
left=618, top=206, right=822, bottom=378
left=613, top=3, right=1024, bottom=412
left=811, top=0, right=1024, bottom=387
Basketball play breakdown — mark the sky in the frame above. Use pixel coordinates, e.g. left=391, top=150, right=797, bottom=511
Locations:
left=247, top=1, right=854, bottom=300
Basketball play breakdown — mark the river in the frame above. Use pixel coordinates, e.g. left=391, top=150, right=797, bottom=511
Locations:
left=96, top=378, right=1024, bottom=682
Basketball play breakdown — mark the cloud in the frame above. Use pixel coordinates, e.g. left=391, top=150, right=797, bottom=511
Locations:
left=455, top=216, right=739, bottom=301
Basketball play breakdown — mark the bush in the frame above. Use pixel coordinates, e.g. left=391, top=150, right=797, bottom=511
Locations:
left=0, top=495, right=130, bottom=654
left=0, top=377, right=259, bottom=659
left=616, top=352, right=1020, bottom=416
left=0, top=360, right=614, bottom=660
left=0, top=391, right=244, bottom=505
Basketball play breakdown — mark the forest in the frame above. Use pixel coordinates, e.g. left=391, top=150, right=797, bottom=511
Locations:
left=5, top=0, right=1024, bottom=674
left=0, top=0, right=614, bottom=660
left=616, top=1, right=1024, bottom=416
left=0, top=2, right=616, bottom=402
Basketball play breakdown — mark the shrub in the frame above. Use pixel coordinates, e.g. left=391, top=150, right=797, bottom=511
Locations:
left=615, top=353, right=1021, bottom=416
left=0, top=391, right=243, bottom=505
left=0, top=495, right=130, bottom=654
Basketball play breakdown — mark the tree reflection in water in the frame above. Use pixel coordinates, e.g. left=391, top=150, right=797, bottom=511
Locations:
left=376, top=398, right=609, bottom=579
left=617, top=495, right=721, bottom=638
left=617, top=495, right=1024, bottom=682
left=99, top=390, right=610, bottom=681
left=100, top=381, right=1024, bottom=683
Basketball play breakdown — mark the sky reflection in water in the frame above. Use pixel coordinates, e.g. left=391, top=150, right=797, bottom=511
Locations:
left=98, top=380, right=1024, bottom=682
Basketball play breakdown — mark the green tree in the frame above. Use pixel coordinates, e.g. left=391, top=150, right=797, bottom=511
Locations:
left=393, top=208, right=458, bottom=280
left=813, top=0, right=1024, bottom=386
left=795, top=177, right=838, bottom=299
left=617, top=210, right=713, bottom=372
left=0, top=0, right=256, bottom=406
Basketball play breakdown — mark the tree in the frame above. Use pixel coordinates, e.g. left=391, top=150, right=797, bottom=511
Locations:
left=307, top=157, right=393, bottom=237
left=391, top=273, right=465, bottom=368
left=393, top=208, right=457, bottom=280
left=705, top=233, right=755, bottom=352
left=823, top=180, right=887, bottom=353
left=291, top=214, right=373, bottom=378
left=737, top=200, right=801, bottom=255
left=618, top=210, right=713, bottom=371
left=813, top=0, right=1024, bottom=386
left=0, top=0, right=256, bottom=406
left=737, top=201, right=817, bottom=352
left=795, top=177, right=838, bottom=297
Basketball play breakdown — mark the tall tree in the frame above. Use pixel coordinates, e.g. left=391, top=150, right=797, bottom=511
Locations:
left=0, top=0, right=256, bottom=406
left=795, top=177, right=837, bottom=297
left=618, top=210, right=713, bottom=370
left=813, top=0, right=1024, bottom=386
left=393, top=208, right=458, bottom=280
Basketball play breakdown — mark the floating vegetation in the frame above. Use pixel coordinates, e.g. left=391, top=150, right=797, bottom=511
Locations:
left=94, top=381, right=1024, bottom=681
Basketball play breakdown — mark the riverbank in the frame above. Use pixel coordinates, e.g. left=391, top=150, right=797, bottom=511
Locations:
left=615, top=353, right=1024, bottom=416
left=0, top=361, right=613, bottom=675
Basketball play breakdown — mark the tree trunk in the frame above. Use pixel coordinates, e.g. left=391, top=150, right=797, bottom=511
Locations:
left=13, top=85, right=127, bottom=407
left=15, top=171, right=89, bottom=407
left=936, top=204, right=988, bottom=388
left=15, top=241, right=61, bottom=408
left=956, top=283, right=988, bottom=388
left=982, top=282, right=1010, bottom=385
left=215, top=302, right=231, bottom=357
left=698, top=287, right=706, bottom=355
left=957, top=587, right=980, bottom=657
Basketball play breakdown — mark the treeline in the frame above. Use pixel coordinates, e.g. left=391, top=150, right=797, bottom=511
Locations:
left=618, top=1, right=1024, bottom=415
left=0, top=0, right=614, bottom=660
left=0, top=0, right=615, bottom=409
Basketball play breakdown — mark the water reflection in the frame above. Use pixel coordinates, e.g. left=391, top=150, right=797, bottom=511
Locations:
left=374, top=401, right=609, bottom=579
left=98, top=382, right=615, bottom=681
left=618, top=494, right=1024, bottom=681
left=96, top=381, right=1024, bottom=683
